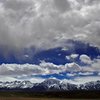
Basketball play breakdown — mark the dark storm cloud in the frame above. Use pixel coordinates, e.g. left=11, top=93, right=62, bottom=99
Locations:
left=0, top=0, right=100, bottom=50
left=0, top=0, right=100, bottom=82
left=54, top=0, right=71, bottom=12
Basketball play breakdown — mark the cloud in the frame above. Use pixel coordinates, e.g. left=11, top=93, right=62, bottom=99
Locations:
left=72, top=76, right=100, bottom=84
left=0, top=61, right=83, bottom=78
left=80, top=58, right=100, bottom=72
left=85, top=0, right=100, bottom=5
left=0, top=57, right=100, bottom=77
left=66, top=72, right=94, bottom=77
left=0, top=62, right=62, bottom=76
left=66, top=73, right=77, bottom=77
left=53, top=0, right=71, bottom=13
left=0, top=76, right=17, bottom=82
left=80, top=54, right=92, bottom=64
left=91, top=59, right=100, bottom=72
left=98, top=73, right=100, bottom=76
left=0, top=75, right=44, bottom=83
left=66, top=54, right=79, bottom=60
left=0, top=63, right=48, bottom=76
left=78, top=72, right=93, bottom=76
left=73, top=76, right=100, bottom=84
left=65, top=62, right=81, bottom=72
left=29, top=77, right=45, bottom=83
left=62, top=76, right=100, bottom=84
left=0, top=0, right=100, bottom=52
left=70, top=54, right=79, bottom=59
left=39, top=61, right=63, bottom=74
left=0, top=58, right=100, bottom=81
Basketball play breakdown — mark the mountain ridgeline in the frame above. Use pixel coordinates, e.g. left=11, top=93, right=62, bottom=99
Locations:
left=0, top=79, right=100, bottom=91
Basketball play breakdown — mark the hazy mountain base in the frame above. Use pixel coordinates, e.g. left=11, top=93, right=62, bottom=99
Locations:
left=0, top=91, right=100, bottom=99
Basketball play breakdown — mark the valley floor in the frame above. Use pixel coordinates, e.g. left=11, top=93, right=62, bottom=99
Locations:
left=0, top=98, right=96, bottom=100
left=0, top=97, right=63, bottom=100
left=0, top=91, right=100, bottom=99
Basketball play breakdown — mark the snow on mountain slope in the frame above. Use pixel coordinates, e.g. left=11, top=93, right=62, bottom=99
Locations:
left=0, top=79, right=100, bottom=91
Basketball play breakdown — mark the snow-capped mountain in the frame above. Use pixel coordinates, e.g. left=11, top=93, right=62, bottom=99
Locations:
left=0, top=79, right=100, bottom=91
left=79, top=81, right=100, bottom=90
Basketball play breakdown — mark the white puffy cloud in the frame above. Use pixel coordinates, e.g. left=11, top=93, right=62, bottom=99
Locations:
left=0, top=0, right=100, bottom=51
left=0, top=57, right=100, bottom=81
left=70, top=54, right=79, bottom=59
left=65, top=62, right=81, bottom=72
left=80, top=54, right=92, bottom=64
left=66, top=54, right=79, bottom=60
left=80, top=58, right=100, bottom=72
left=0, top=62, right=80, bottom=76
left=91, top=59, right=100, bottom=72
left=0, top=61, right=82, bottom=78
left=0, top=63, right=50, bottom=76
left=39, top=61, right=63, bottom=74
left=0, top=58, right=100, bottom=77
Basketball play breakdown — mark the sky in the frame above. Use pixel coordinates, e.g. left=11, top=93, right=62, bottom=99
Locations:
left=0, top=0, right=100, bottom=83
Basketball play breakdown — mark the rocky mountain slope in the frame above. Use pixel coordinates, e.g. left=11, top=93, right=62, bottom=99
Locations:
left=0, top=79, right=100, bottom=91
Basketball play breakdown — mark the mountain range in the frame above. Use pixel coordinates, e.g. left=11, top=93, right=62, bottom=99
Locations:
left=0, top=79, right=100, bottom=91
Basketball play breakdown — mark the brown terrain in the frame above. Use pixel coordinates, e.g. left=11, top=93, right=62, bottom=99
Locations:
left=0, top=91, right=100, bottom=100
left=0, top=98, right=62, bottom=100
left=0, top=98, right=93, bottom=100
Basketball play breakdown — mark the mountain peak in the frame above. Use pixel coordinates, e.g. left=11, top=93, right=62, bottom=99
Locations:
left=0, top=79, right=100, bottom=91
